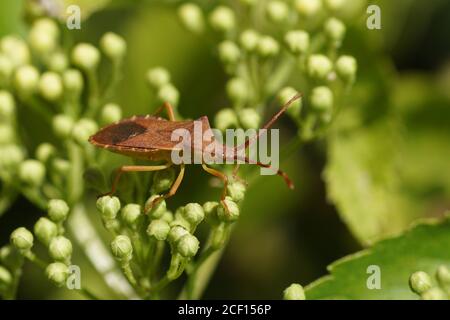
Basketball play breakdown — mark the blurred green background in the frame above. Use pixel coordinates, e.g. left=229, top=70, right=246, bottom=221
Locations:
left=0, top=0, right=449, bottom=299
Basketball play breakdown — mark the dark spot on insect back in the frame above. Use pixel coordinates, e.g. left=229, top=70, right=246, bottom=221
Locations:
left=91, top=121, right=147, bottom=145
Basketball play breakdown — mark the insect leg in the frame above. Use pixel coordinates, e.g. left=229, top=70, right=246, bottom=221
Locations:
left=201, top=164, right=230, bottom=213
left=146, top=164, right=185, bottom=212
left=102, top=164, right=172, bottom=197
left=152, top=102, right=176, bottom=121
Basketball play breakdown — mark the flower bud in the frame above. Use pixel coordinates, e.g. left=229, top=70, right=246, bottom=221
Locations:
left=209, top=6, right=236, bottom=32
left=145, top=195, right=167, bottom=218
left=157, top=83, right=179, bottom=107
left=146, top=67, right=171, bottom=88
left=161, top=210, right=174, bottom=223
left=180, top=203, right=205, bottom=229
left=178, top=3, right=205, bottom=33
left=52, top=114, right=74, bottom=139
left=48, top=52, right=68, bottom=72
left=283, top=283, right=306, bottom=300
left=266, top=1, right=289, bottom=23
left=111, top=235, right=133, bottom=262
left=151, top=167, right=176, bottom=194
left=72, top=118, right=98, bottom=144
left=0, top=145, right=24, bottom=169
left=409, top=271, right=433, bottom=294
left=34, top=217, right=58, bottom=246
left=308, top=54, right=333, bottom=80
left=227, top=181, right=246, bottom=202
left=0, top=54, right=13, bottom=83
left=217, top=197, right=240, bottom=222
left=436, top=265, right=450, bottom=288
left=335, top=55, right=357, bottom=82
left=0, top=265, right=12, bottom=287
left=0, top=125, right=13, bottom=145
left=421, top=287, right=448, bottom=300
left=147, top=219, right=170, bottom=241
left=0, top=36, right=30, bottom=67
left=257, top=36, right=279, bottom=57
left=35, top=143, right=56, bottom=163
left=214, top=108, right=238, bottom=131
left=177, top=234, right=199, bottom=258
left=100, top=32, right=127, bottom=61
left=39, top=72, right=63, bottom=101
left=14, top=65, right=39, bottom=95
left=168, top=225, right=189, bottom=244
left=10, top=227, right=34, bottom=251
left=310, top=86, right=333, bottom=112
left=19, top=160, right=46, bottom=186
left=46, top=262, right=68, bottom=287
left=71, top=43, right=100, bottom=71
left=240, top=29, right=260, bottom=52
left=295, top=0, right=322, bottom=17
left=32, top=18, right=60, bottom=38
left=121, top=204, right=141, bottom=228
left=0, top=90, right=15, bottom=120
left=63, top=69, right=83, bottom=95
left=227, top=77, right=249, bottom=103
left=100, top=103, right=122, bottom=125
left=218, top=41, right=241, bottom=65
left=96, top=196, right=121, bottom=220
left=278, top=87, right=302, bottom=118
left=51, top=158, right=71, bottom=175
left=324, top=17, right=346, bottom=47
left=29, top=18, right=59, bottom=54
left=238, top=108, right=261, bottom=129
left=49, top=236, right=72, bottom=262
left=284, top=30, right=310, bottom=55
left=48, top=199, right=69, bottom=223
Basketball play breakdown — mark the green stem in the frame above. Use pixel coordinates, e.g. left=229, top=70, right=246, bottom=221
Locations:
left=178, top=247, right=225, bottom=300
left=66, top=141, right=84, bottom=205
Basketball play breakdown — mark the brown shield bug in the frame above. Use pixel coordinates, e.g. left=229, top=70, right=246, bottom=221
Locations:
left=89, top=94, right=301, bottom=212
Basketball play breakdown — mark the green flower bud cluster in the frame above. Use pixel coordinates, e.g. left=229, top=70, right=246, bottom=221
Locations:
left=409, top=267, right=450, bottom=300
left=176, top=1, right=357, bottom=147
left=168, top=225, right=200, bottom=258
left=146, top=67, right=179, bottom=107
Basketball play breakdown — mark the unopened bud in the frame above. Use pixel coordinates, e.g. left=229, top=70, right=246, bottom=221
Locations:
left=48, top=199, right=69, bottom=223
left=178, top=3, right=205, bottom=33
left=283, top=283, right=306, bottom=300
left=34, top=217, right=58, bottom=246
left=46, top=262, right=68, bottom=287
left=111, top=235, right=133, bottom=262
left=48, top=236, right=72, bottom=262
left=10, top=227, right=34, bottom=251
left=19, top=160, right=46, bottom=186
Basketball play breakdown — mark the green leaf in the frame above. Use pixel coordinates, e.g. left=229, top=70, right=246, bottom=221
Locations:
left=305, top=215, right=450, bottom=299
left=324, top=74, right=450, bottom=244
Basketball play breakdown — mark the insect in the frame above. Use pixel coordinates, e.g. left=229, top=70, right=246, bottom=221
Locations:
left=89, top=94, right=301, bottom=212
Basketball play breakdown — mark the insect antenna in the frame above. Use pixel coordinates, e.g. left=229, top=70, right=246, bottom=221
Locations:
left=227, top=93, right=301, bottom=189
left=236, top=93, right=302, bottom=153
